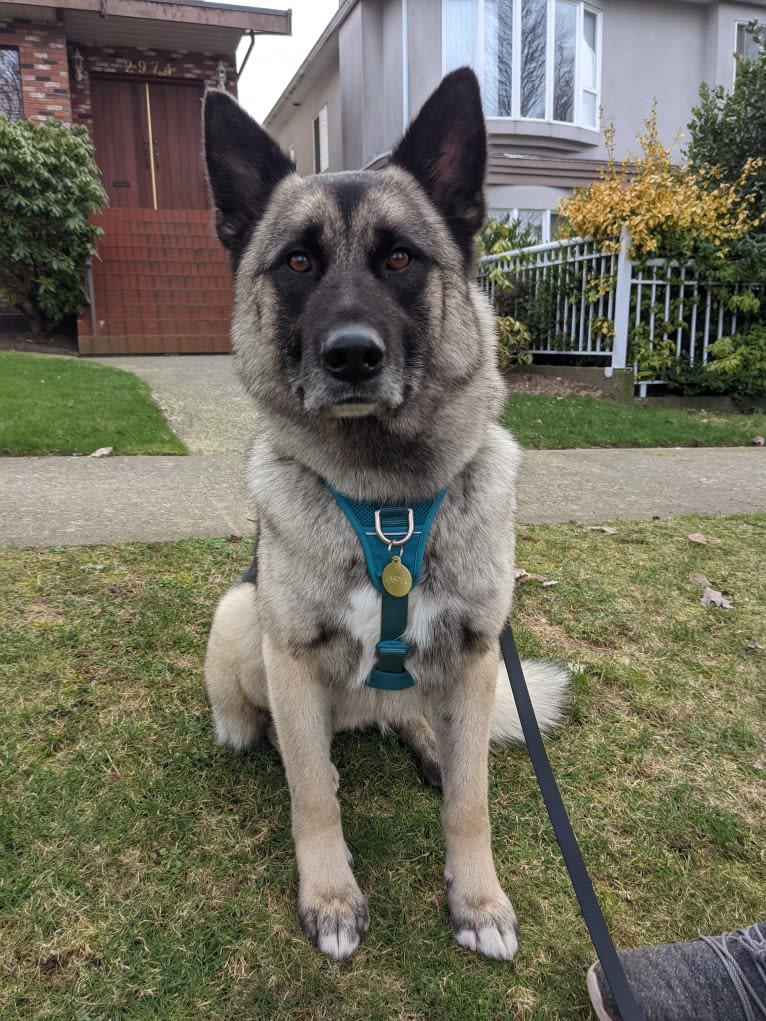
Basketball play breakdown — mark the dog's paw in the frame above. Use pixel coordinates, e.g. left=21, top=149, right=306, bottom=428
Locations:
left=448, top=888, right=519, bottom=962
left=299, top=887, right=370, bottom=961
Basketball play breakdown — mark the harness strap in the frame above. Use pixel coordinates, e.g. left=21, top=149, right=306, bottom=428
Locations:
left=369, top=583, right=414, bottom=689
left=325, top=483, right=447, bottom=690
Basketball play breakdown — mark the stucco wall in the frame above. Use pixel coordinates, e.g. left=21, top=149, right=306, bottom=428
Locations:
left=263, top=0, right=765, bottom=215
left=339, top=0, right=405, bottom=168
left=406, top=0, right=442, bottom=121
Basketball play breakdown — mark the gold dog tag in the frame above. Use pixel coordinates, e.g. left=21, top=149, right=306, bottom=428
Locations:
left=382, top=555, right=413, bottom=597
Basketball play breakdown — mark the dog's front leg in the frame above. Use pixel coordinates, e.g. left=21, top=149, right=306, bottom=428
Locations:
left=262, top=635, right=369, bottom=960
left=433, top=649, right=519, bottom=961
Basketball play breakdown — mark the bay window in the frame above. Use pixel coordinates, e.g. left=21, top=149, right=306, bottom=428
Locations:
left=445, top=0, right=601, bottom=128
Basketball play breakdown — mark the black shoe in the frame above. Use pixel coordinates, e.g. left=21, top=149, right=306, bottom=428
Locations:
left=587, top=921, right=766, bottom=1020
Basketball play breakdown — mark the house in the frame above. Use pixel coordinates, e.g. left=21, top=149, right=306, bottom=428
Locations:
left=264, top=0, right=766, bottom=245
left=0, top=0, right=291, bottom=354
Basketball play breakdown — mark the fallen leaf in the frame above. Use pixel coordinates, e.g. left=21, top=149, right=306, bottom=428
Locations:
left=688, top=532, right=707, bottom=545
left=587, top=526, right=618, bottom=534
left=700, top=587, right=733, bottom=609
left=689, top=572, right=711, bottom=587
left=515, top=568, right=558, bottom=586
left=89, top=446, right=113, bottom=458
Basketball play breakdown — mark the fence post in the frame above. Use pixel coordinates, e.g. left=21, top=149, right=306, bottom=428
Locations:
left=608, top=227, right=632, bottom=375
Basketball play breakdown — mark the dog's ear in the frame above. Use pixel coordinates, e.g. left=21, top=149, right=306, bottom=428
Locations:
left=391, top=68, right=486, bottom=263
left=204, top=90, right=296, bottom=264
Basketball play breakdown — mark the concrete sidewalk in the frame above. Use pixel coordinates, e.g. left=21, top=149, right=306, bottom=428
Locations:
left=1, top=356, right=764, bottom=548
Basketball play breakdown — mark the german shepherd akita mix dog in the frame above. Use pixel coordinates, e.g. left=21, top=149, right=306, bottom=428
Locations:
left=203, top=69, right=568, bottom=962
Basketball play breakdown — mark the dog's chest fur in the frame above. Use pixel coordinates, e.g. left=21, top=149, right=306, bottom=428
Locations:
left=250, top=427, right=519, bottom=691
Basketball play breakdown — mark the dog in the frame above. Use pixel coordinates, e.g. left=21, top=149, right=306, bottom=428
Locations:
left=202, top=68, right=568, bottom=963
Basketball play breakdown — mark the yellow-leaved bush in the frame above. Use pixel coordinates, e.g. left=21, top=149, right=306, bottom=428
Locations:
left=558, top=106, right=764, bottom=259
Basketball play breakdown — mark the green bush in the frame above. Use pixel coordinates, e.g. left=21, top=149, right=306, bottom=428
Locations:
left=706, top=323, right=766, bottom=397
left=686, top=22, right=766, bottom=230
left=0, top=116, right=107, bottom=337
left=478, top=215, right=538, bottom=368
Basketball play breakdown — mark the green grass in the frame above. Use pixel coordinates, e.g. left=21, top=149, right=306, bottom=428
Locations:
left=0, top=352, right=187, bottom=456
left=2, top=350, right=764, bottom=456
left=503, top=393, right=766, bottom=449
left=1, top=516, right=764, bottom=1019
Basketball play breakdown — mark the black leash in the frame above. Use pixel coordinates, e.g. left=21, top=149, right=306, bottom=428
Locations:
left=500, top=623, right=645, bottom=1021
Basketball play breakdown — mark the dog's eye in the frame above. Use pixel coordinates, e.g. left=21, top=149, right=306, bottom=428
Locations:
left=386, top=249, right=411, bottom=271
left=287, top=252, right=312, bottom=273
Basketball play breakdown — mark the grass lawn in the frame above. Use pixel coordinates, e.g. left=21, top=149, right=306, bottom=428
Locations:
left=503, top=393, right=766, bottom=449
left=0, top=352, right=187, bottom=456
left=1, top=516, right=764, bottom=1019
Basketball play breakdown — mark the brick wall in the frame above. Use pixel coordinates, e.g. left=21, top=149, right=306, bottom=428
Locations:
left=0, top=18, right=72, bottom=121
left=1, top=20, right=237, bottom=353
left=77, top=208, right=232, bottom=355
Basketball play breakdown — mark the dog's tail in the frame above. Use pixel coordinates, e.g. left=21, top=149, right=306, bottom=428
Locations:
left=490, top=659, right=569, bottom=745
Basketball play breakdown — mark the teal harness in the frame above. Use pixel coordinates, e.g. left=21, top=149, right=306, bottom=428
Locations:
left=325, top=484, right=448, bottom=690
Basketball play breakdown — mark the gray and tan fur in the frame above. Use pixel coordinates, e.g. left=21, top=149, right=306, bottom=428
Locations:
left=203, top=69, right=568, bottom=963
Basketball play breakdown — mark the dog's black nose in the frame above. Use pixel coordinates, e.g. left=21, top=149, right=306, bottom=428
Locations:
left=321, top=327, right=384, bottom=384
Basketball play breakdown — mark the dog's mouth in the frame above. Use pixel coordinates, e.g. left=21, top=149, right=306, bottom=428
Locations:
left=327, top=401, right=382, bottom=419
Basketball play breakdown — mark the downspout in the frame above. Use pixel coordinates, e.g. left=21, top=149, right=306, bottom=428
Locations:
left=237, top=30, right=257, bottom=80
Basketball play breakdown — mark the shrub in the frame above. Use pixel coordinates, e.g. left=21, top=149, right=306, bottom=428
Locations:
left=558, top=106, right=763, bottom=260
left=478, top=215, right=538, bottom=368
left=687, top=22, right=766, bottom=229
left=705, top=323, right=766, bottom=397
left=0, top=116, right=107, bottom=337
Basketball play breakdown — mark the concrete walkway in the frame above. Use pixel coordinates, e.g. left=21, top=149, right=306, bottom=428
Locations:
left=1, top=356, right=764, bottom=548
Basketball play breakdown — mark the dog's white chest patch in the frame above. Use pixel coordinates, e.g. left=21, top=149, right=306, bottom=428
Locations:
left=343, top=584, right=437, bottom=686
left=344, top=585, right=380, bottom=686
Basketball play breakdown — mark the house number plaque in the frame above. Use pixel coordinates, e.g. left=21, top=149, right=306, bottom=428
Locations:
left=121, top=58, right=175, bottom=77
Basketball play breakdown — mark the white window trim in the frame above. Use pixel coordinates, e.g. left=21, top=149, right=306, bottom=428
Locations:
left=313, top=104, right=329, bottom=174
left=442, top=0, right=601, bottom=129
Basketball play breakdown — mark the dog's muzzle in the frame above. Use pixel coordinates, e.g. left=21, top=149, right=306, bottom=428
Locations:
left=320, top=326, right=385, bottom=385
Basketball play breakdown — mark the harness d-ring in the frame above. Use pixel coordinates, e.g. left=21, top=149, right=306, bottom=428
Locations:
left=373, top=507, right=415, bottom=550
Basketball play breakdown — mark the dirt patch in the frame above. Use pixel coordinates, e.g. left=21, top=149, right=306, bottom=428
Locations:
left=506, top=370, right=607, bottom=398
left=0, top=332, right=78, bottom=357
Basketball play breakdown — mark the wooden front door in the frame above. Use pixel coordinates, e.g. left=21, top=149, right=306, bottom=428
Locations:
left=90, top=77, right=207, bottom=210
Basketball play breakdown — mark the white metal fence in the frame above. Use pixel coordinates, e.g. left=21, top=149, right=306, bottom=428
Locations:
left=478, top=231, right=764, bottom=395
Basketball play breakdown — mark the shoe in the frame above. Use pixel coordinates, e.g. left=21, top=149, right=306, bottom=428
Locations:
left=586, top=921, right=766, bottom=1020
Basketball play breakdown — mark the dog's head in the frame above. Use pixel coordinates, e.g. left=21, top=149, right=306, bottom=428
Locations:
left=204, top=70, right=502, bottom=495
left=206, top=69, right=493, bottom=407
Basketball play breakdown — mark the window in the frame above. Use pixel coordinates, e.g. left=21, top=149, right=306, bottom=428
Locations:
left=488, top=208, right=561, bottom=244
left=735, top=21, right=765, bottom=62
left=0, top=47, right=23, bottom=121
left=313, top=105, right=329, bottom=174
left=445, top=0, right=601, bottom=128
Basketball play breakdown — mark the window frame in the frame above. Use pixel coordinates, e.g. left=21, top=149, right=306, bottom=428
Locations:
left=313, top=104, right=329, bottom=174
left=442, top=0, right=601, bottom=129
left=734, top=20, right=765, bottom=82
left=0, top=46, right=24, bottom=121
left=487, top=207, right=560, bottom=245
